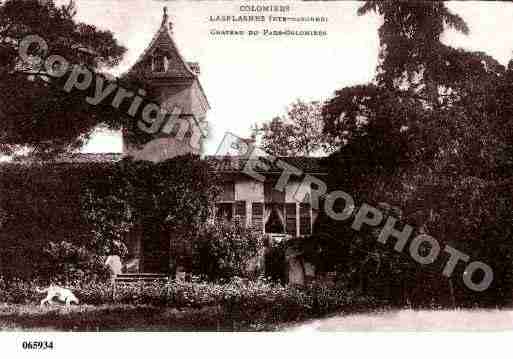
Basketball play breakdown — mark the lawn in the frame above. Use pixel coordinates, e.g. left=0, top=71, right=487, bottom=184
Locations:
left=0, top=303, right=237, bottom=331
left=4, top=303, right=513, bottom=331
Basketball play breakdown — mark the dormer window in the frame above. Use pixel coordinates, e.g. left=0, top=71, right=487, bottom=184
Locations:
left=152, top=52, right=168, bottom=73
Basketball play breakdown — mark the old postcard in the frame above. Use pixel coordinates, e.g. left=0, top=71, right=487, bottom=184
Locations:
left=1, top=0, right=513, bottom=357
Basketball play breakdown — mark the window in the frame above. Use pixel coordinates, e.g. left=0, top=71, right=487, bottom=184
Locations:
left=299, top=203, right=311, bottom=235
left=285, top=203, right=297, bottom=236
left=265, top=204, right=285, bottom=234
left=252, top=203, right=264, bottom=232
left=216, top=203, right=233, bottom=222
left=153, top=53, right=167, bottom=72
left=218, top=181, right=235, bottom=202
left=234, top=200, right=246, bottom=226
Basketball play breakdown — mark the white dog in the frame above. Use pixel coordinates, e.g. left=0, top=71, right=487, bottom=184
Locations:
left=37, top=285, right=79, bottom=307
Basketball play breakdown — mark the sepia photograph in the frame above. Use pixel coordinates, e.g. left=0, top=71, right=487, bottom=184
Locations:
left=1, top=0, right=513, bottom=356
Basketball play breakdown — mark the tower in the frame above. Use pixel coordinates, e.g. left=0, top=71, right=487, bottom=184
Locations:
left=123, top=7, right=210, bottom=162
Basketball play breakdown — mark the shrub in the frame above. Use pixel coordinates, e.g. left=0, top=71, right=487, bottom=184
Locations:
left=0, top=278, right=40, bottom=304
left=42, top=241, right=111, bottom=285
left=0, top=277, right=380, bottom=329
left=192, top=221, right=265, bottom=281
left=264, top=239, right=287, bottom=284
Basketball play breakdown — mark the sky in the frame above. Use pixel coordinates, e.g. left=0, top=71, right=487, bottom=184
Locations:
left=53, top=0, right=513, bottom=155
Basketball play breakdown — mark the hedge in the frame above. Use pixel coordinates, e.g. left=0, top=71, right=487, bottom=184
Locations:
left=0, top=277, right=379, bottom=330
left=0, top=155, right=218, bottom=282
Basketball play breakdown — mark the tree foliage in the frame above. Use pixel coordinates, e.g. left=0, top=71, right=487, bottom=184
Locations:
left=254, top=99, right=334, bottom=156
left=82, top=155, right=219, bottom=259
left=0, top=155, right=218, bottom=282
left=358, top=0, right=469, bottom=98
left=319, top=1, right=513, bottom=306
left=0, top=161, right=114, bottom=281
left=0, top=0, right=126, bottom=157
left=192, top=220, right=265, bottom=281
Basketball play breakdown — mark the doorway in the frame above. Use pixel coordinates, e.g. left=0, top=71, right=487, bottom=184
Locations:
left=141, top=226, right=170, bottom=273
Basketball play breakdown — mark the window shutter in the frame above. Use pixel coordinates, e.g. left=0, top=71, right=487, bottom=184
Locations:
left=285, top=203, right=297, bottom=236
left=235, top=200, right=246, bottom=226
left=252, top=202, right=264, bottom=232
left=299, top=203, right=311, bottom=235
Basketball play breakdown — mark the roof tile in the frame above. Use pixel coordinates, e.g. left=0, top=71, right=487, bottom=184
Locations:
left=205, top=156, right=327, bottom=174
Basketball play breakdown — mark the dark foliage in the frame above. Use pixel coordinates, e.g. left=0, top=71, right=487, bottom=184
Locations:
left=0, top=278, right=377, bottom=331
left=264, top=239, right=287, bottom=284
left=191, top=221, right=265, bottom=281
left=316, top=2, right=513, bottom=308
left=0, top=155, right=218, bottom=283
left=0, top=0, right=126, bottom=157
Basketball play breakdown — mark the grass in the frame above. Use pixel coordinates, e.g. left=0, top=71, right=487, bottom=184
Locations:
left=3, top=297, right=512, bottom=332
left=0, top=303, right=246, bottom=331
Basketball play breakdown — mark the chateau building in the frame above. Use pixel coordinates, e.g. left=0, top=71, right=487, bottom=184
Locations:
left=47, top=8, right=326, bottom=273
left=121, top=7, right=325, bottom=243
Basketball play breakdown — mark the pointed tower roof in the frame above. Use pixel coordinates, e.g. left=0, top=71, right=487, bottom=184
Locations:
left=129, top=7, right=203, bottom=80
left=126, top=7, right=210, bottom=113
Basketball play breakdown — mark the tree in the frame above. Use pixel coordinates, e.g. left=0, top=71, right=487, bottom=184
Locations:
left=358, top=0, right=469, bottom=106
left=82, top=155, right=220, bottom=271
left=253, top=99, right=334, bottom=156
left=0, top=0, right=126, bottom=157
left=319, top=1, right=513, bottom=306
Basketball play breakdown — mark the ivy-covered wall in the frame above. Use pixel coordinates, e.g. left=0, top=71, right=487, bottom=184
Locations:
left=0, top=155, right=218, bottom=281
